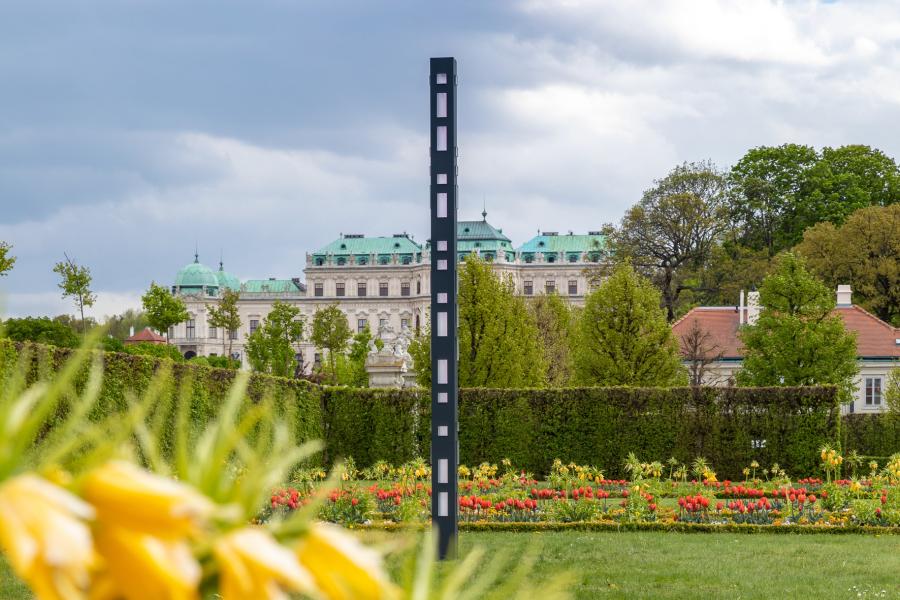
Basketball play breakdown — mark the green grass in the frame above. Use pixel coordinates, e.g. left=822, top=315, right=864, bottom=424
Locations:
left=3, top=531, right=898, bottom=599
left=380, top=530, right=900, bottom=599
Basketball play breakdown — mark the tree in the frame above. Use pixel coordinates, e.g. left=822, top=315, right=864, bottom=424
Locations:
left=53, top=253, right=96, bottom=336
left=334, top=325, right=380, bottom=387
left=141, top=282, right=189, bottom=343
left=679, top=318, right=725, bottom=387
left=207, top=289, right=242, bottom=357
left=886, top=367, right=900, bottom=416
left=727, top=144, right=820, bottom=254
left=103, top=309, right=150, bottom=341
left=613, top=161, right=729, bottom=320
left=574, top=262, right=686, bottom=387
left=528, top=293, right=576, bottom=387
left=410, top=256, right=546, bottom=388
left=245, top=301, right=305, bottom=378
left=2, top=317, right=80, bottom=348
left=801, top=145, right=900, bottom=229
left=311, top=304, right=352, bottom=382
left=796, top=204, right=900, bottom=326
left=736, top=253, right=859, bottom=401
left=0, top=241, right=16, bottom=277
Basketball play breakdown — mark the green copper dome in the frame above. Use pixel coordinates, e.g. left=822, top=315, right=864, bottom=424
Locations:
left=175, top=255, right=219, bottom=290
left=215, top=262, right=241, bottom=290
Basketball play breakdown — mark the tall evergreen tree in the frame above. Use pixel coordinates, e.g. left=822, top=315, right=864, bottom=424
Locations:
left=736, top=253, right=859, bottom=401
left=574, top=262, right=685, bottom=387
left=411, top=255, right=545, bottom=388
left=528, top=293, right=576, bottom=387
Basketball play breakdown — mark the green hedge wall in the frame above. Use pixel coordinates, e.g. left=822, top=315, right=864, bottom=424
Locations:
left=843, top=414, right=900, bottom=458
left=0, top=339, right=848, bottom=478
left=0, top=340, right=325, bottom=462
left=322, top=385, right=839, bottom=479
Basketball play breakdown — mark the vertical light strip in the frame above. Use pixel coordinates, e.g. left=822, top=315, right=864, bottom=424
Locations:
left=436, top=93, right=448, bottom=118
left=436, top=126, right=448, bottom=151
left=438, top=459, right=448, bottom=484
left=438, top=492, right=449, bottom=517
left=437, top=311, right=448, bottom=337
left=437, top=359, right=448, bottom=384
left=437, top=193, right=447, bottom=218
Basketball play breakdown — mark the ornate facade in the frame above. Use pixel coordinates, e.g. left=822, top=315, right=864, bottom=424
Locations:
left=168, top=215, right=606, bottom=371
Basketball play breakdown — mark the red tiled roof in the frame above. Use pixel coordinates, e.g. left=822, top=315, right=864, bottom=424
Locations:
left=125, top=328, right=166, bottom=343
left=672, top=305, right=900, bottom=360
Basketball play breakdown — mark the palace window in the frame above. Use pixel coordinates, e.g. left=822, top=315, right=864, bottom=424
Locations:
left=866, top=377, right=883, bottom=406
left=401, top=318, right=410, bottom=329
left=401, top=282, right=410, bottom=297
left=337, top=257, right=346, bottom=266
left=524, top=281, right=533, bottom=296
left=186, top=319, right=195, bottom=339
left=168, top=326, right=174, bottom=339
left=357, top=318, right=367, bottom=333
left=568, top=280, right=578, bottom=295
left=358, top=282, right=367, bottom=297
left=209, top=326, right=217, bottom=339
left=314, top=283, right=323, bottom=297
left=545, top=280, right=556, bottom=294
left=416, top=280, right=422, bottom=294
left=249, top=319, right=259, bottom=335
left=379, top=318, right=388, bottom=329
left=379, top=282, right=389, bottom=297
left=229, top=329, right=238, bottom=340
left=336, top=283, right=345, bottom=297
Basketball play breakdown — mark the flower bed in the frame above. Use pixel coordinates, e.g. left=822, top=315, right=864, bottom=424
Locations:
left=265, top=452, right=900, bottom=532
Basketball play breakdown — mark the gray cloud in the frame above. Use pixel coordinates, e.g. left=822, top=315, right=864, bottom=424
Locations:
left=2, top=0, right=900, bottom=318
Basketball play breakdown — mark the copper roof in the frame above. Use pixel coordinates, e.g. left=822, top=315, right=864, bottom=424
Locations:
left=672, top=304, right=900, bottom=360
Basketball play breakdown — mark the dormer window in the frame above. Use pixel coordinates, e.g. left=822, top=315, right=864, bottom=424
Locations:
left=538, top=241, right=545, bottom=247
left=340, top=243, right=347, bottom=250
left=315, top=257, right=324, bottom=266
left=337, top=257, right=346, bottom=266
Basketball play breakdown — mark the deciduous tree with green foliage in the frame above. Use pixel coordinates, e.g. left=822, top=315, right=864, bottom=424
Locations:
left=245, top=301, right=305, bottom=378
left=102, top=309, right=149, bottom=341
left=411, top=256, right=546, bottom=388
left=311, top=304, right=352, bottom=382
left=2, top=317, right=80, bottom=348
left=52, top=253, right=96, bottom=336
left=613, top=161, right=729, bottom=321
left=141, top=282, right=189, bottom=343
left=207, top=288, right=242, bottom=357
left=528, top=293, right=576, bottom=387
left=574, top=262, right=686, bottom=387
left=736, top=253, right=859, bottom=401
left=0, top=241, right=16, bottom=277
left=796, top=204, right=900, bottom=326
left=334, top=325, right=381, bottom=387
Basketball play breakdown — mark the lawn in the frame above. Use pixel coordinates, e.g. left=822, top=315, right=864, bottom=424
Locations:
left=380, top=530, right=900, bottom=599
left=3, top=531, right=898, bottom=599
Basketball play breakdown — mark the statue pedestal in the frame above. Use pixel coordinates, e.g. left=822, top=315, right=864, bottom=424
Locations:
left=365, top=325, right=418, bottom=388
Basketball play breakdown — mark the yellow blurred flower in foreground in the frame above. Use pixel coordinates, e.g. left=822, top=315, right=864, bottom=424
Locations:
left=214, top=527, right=315, bottom=600
left=0, top=474, right=96, bottom=600
left=296, top=522, right=395, bottom=600
left=82, top=461, right=213, bottom=538
left=91, top=527, right=199, bottom=600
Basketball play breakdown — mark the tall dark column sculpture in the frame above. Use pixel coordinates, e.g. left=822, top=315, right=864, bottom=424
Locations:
left=429, top=56, right=458, bottom=560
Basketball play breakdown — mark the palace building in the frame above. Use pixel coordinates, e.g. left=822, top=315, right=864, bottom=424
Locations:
left=168, top=214, right=606, bottom=370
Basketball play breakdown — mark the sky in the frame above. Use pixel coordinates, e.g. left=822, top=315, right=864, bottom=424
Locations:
left=2, top=0, right=900, bottom=319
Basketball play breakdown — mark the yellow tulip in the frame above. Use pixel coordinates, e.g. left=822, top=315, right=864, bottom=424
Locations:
left=0, top=474, right=96, bottom=600
left=214, top=527, right=315, bottom=600
left=92, top=526, right=199, bottom=600
left=82, top=461, right=213, bottom=538
left=296, top=522, right=395, bottom=600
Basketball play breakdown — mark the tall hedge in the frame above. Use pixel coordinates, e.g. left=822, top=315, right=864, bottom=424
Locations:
left=0, top=339, right=850, bottom=478
left=843, top=414, right=900, bottom=458
left=0, top=340, right=325, bottom=462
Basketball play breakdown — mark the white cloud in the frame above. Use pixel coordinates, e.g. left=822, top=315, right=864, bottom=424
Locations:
left=2, top=290, right=142, bottom=320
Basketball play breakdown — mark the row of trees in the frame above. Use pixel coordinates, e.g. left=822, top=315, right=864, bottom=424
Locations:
left=608, top=145, right=900, bottom=324
left=410, top=253, right=864, bottom=400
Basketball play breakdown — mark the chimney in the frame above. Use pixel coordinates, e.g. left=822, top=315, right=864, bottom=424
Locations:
left=836, top=284, right=852, bottom=307
left=746, top=291, right=760, bottom=325
left=738, top=290, right=745, bottom=325
left=129, top=325, right=134, bottom=337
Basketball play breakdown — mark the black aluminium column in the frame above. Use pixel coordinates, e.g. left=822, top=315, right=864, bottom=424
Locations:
left=429, top=56, right=459, bottom=560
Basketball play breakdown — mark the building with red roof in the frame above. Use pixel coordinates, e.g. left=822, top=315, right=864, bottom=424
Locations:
left=672, top=285, right=899, bottom=414
left=125, top=327, right=167, bottom=346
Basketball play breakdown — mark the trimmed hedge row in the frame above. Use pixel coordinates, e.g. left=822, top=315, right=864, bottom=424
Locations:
left=322, top=386, right=840, bottom=479
left=0, top=340, right=325, bottom=462
left=842, top=414, right=900, bottom=458
left=7, top=339, right=878, bottom=478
